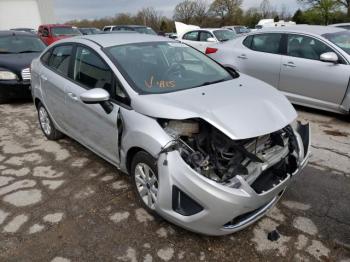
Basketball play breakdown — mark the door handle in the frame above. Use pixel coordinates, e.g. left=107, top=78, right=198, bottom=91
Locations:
left=41, top=75, right=48, bottom=81
left=67, top=92, right=79, bottom=101
left=283, top=62, right=296, bottom=68
left=238, top=54, right=247, bottom=59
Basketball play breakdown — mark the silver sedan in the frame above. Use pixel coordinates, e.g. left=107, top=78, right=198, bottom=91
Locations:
left=31, top=33, right=310, bottom=235
left=207, top=25, right=350, bottom=116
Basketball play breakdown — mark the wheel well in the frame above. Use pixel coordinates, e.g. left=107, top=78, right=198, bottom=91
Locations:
left=126, top=147, right=144, bottom=174
left=34, top=98, right=41, bottom=109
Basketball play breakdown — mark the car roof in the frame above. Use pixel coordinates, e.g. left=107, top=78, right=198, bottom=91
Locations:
left=257, top=25, right=346, bottom=35
left=0, top=30, right=37, bottom=37
left=72, top=33, right=172, bottom=47
left=117, top=25, right=150, bottom=28
left=40, top=24, right=73, bottom=28
left=11, top=28, right=35, bottom=30
left=199, top=28, right=230, bottom=31
left=329, top=23, right=350, bottom=26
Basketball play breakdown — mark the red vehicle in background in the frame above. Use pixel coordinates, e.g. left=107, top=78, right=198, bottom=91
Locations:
left=38, top=24, right=81, bottom=45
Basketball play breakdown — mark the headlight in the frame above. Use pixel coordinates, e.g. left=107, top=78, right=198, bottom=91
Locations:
left=0, top=70, right=17, bottom=80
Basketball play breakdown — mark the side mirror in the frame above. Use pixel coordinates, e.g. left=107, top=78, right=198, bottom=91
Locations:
left=81, top=88, right=113, bottom=114
left=42, top=31, right=49, bottom=37
left=80, top=88, right=110, bottom=103
left=320, top=52, right=338, bottom=63
left=206, top=37, right=217, bottom=43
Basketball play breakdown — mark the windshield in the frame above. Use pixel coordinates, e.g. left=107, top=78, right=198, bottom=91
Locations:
left=236, top=26, right=250, bottom=34
left=52, top=27, right=81, bottom=37
left=213, top=30, right=236, bottom=42
left=134, top=27, right=157, bottom=35
left=323, top=31, right=350, bottom=55
left=0, top=35, right=46, bottom=54
left=106, top=41, right=233, bottom=94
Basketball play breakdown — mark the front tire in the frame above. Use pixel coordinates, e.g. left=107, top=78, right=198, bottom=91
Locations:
left=37, top=102, right=63, bottom=140
left=131, top=151, right=160, bottom=216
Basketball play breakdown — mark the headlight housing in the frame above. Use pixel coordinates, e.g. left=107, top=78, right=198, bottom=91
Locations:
left=0, top=70, right=18, bottom=80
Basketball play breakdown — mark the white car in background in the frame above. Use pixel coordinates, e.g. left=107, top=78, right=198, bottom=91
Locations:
left=206, top=25, right=350, bottom=115
left=223, top=25, right=251, bottom=34
left=175, top=22, right=236, bottom=53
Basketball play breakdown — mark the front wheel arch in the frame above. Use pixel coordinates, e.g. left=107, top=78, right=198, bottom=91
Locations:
left=126, top=147, right=145, bottom=175
left=34, top=98, right=41, bottom=109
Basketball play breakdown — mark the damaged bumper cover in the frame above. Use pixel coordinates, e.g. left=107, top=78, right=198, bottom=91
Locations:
left=156, top=122, right=310, bottom=236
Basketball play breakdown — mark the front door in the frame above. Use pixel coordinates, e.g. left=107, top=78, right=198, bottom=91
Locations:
left=279, top=34, right=350, bottom=109
left=64, top=45, right=121, bottom=164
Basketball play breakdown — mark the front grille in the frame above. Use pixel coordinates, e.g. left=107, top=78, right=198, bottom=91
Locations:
left=21, top=68, right=31, bottom=80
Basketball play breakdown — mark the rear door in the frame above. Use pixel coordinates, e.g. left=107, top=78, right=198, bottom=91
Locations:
left=234, top=33, right=283, bottom=87
left=279, top=34, right=350, bottom=109
left=41, top=44, right=73, bottom=131
left=63, top=45, right=124, bottom=163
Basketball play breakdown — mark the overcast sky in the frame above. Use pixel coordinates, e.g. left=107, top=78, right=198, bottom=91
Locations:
left=54, top=0, right=300, bottom=22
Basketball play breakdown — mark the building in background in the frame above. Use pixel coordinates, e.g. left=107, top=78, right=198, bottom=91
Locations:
left=0, top=0, right=55, bottom=30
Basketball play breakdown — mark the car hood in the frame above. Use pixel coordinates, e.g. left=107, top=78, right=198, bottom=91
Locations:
left=132, top=74, right=297, bottom=140
left=0, top=52, right=41, bottom=73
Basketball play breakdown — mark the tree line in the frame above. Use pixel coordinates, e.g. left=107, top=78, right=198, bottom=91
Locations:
left=67, top=0, right=350, bottom=32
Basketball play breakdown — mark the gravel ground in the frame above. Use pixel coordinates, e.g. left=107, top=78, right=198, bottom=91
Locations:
left=0, top=102, right=349, bottom=262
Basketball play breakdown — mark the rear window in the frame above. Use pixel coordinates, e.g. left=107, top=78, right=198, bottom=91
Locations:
left=51, top=27, right=81, bottom=37
left=213, top=30, right=236, bottom=42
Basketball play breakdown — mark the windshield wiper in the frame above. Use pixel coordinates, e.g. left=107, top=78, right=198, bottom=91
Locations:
left=196, top=78, right=229, bottom=87
left=18, top=50, right=41, bottom=53
left=0, top=51, right=15, bottom=54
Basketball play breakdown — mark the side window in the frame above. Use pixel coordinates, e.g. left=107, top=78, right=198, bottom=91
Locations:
left=287, top=34, right=333, bottom=61
left=73, top=46, right=113, bottom=94
left=243, top=35, right=253, bottom=48
left=183, top=31, right=199, bottom=41
left=48, top=45, right=72, bottom=76
left=250, top=33, right=282, bottom=54
left=43, top=28, right=49, bottom=37
left=41, top=50, right=52, bottom=65
left=199, top=31, right=213, bottom=42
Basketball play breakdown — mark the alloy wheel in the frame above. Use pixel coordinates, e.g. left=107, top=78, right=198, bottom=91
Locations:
left=39, top=107, right=52, bottom=136
left=134, top=163, right=159, bottom=210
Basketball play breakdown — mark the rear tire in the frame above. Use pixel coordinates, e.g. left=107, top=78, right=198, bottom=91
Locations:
left=37, top=102, right=63, bottom=140
left=131, top=151, right=160, bottom=217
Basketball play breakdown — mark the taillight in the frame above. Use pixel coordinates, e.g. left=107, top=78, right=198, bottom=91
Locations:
left=205, top=47, right=218, bottom=54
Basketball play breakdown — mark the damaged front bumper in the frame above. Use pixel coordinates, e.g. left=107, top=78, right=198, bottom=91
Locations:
left=156, top=122, right=311, bottom=236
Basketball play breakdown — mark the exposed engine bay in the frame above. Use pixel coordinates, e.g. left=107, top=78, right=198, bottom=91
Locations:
left=160, top=119, right=301, bottom=193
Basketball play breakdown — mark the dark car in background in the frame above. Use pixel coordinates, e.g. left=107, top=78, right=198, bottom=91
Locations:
left=102, top=25, right=157, bottom=35
left=78, top=27, right=101, bottom=35
left=0, top=31, right=46, bottom=103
